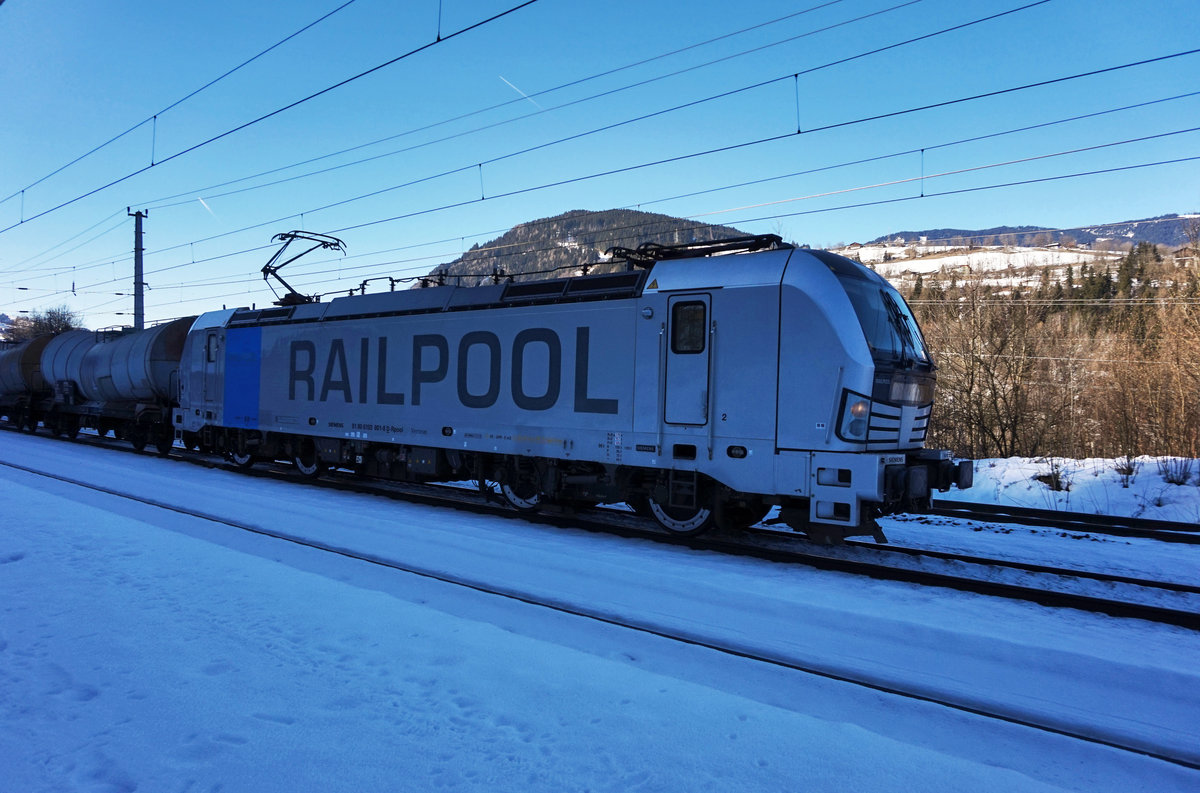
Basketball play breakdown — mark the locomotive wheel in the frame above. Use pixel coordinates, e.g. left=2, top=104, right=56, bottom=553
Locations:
left=646, top=497, right=715, bottom=536
left=293, top=439, right=324, bottom=479
left=501, top=480, right=543, bottom=512
left=230, top=451, right=256, bottom=469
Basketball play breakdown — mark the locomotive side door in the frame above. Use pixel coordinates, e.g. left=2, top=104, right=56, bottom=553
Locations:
left=664, top=294, right=711, bottom=425
left=201, top=330, right=221, bottom=405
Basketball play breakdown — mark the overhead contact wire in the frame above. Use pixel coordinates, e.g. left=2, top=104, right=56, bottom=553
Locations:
left=0, top=0, right=541, bottom=238
left=0, top=0, right=362, bottom=207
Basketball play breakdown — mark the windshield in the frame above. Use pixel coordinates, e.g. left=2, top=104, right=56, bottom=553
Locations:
left=838, top=277, right=931, bottom=366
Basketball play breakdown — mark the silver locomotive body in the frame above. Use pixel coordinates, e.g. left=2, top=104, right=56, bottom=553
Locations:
left=177, top=236, right=969, bottom=540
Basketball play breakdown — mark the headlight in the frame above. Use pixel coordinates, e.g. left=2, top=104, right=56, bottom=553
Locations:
left=838, top=391, right=871, bottom=441
left=888, top=374, right=934, bottom=406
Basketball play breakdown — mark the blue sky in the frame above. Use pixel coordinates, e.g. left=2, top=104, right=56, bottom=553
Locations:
left=1, top=0, right=1197, bottom=328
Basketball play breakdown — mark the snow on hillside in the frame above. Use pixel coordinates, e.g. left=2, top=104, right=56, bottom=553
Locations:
left=833, top=244, right=1118, bottom=280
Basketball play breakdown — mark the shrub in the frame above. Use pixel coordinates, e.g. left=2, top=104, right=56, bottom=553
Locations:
left=1156, top=457, right=1194, bottom=486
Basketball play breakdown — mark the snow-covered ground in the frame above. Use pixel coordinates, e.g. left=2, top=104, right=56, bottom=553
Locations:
left=2, top=433, right=1198, bottom=792
left=943, top=456, right=1200, bottom=525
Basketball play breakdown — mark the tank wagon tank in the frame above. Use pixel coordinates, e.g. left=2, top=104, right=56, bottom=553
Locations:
left=176, top=234, right=970, bottom=541
left=6, top=318, right=196, bottom=451
left=0, top=335, right=54, bottom=430
left=77, top=317, right=193, bottom=405
left=40, top=329, right=95, bottom=404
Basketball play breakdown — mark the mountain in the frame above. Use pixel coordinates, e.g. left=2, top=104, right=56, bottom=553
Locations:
left=428, top=209, right=747, bottom=284
left=424, top=209, right=1196, bottom=286
left=867, top=213, right=1198, bottom=248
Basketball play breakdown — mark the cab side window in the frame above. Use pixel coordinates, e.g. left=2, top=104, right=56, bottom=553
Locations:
left=671, top=301, right=706, bottom=354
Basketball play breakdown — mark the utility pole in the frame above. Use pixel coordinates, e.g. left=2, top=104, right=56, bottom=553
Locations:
left=128, top=208, right=146, bottom=330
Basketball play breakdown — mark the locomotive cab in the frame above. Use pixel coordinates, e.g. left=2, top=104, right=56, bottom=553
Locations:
left=776, top=249, right=970, bottom=539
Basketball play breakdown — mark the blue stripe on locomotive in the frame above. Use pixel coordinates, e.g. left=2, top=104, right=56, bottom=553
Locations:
left=224, top=326, right=262, bottom=428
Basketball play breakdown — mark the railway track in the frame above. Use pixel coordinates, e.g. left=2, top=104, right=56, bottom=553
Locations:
left=2, top=451, right=1198, bottom=773
left=844, top=538, right=1200, bottom=596
left=6, top=425, right=1199, bottom=630
left=930, top=499, right=1200, bottom=543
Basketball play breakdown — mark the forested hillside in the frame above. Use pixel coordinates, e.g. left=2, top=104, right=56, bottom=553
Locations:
left=868, top=213, right=1197, bottom=248
left=426, top=209, right=745, bottom=284
left=911, top=241, right=1200, bottom=462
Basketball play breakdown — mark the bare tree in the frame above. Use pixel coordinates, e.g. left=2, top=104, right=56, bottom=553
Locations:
left=2, top=305, right=83, bottom=343
left=1184, top=215, right=1200, bottom=271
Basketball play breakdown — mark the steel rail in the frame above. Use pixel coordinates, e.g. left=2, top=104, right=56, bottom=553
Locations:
left=840, top=539, right=1200, bottom=595
left=930, top=499, right=1200, bottom=543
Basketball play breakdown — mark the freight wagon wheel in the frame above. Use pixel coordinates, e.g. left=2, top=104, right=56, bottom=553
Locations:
left=646, top=497, right=715, bottom=536
left=292, top=439, right=325, bottom=479
left=154, top=428, right=175, bottom=457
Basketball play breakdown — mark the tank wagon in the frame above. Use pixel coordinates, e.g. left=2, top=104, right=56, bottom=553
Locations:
left=176, top=234, right=970, bottom=540
left=1, top=318, right=194, bottom=452
left=0, top=335, right=54, bottom=430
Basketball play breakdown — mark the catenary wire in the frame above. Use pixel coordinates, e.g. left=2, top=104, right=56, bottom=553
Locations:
left=13, top=49, right=1198, bottom=305
left=135, top=0, right=924, bottom=211
left=1, top=209, right=128, bottom=274
left=94, top=45, right=1200, bottom=276
left=53, top=151, right=1200, bottom=316
left=0, top=0, right=542, bottom=238
left=17, top=83, right=1198, bottom=293
left=13, top=2, right=1152, bottom=282
left=0, top=0, right=362, bottom=207
left=138, top=0, right=1033, bottom=214
left=13, top=74, right=1200, bottom=291
left=23, top=122, right=1200, bottom=307
left=12, top=98, right=1195, bottom=303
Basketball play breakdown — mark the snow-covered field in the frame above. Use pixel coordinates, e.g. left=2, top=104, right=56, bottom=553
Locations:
left=944, top=456, right=1200, bottom=525
left=2, top=433, right=1198, bottom=792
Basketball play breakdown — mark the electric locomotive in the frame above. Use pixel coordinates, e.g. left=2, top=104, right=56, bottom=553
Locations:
left=175, top=233, right=970, bottom=541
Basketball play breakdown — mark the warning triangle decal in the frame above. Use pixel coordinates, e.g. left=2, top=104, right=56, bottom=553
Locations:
left=647, top=279, right=658, bottom=290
